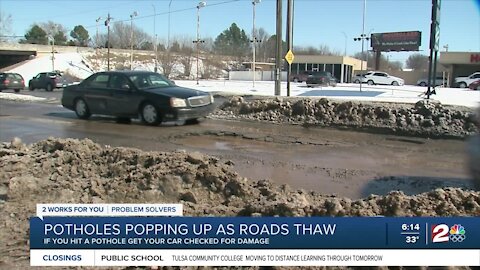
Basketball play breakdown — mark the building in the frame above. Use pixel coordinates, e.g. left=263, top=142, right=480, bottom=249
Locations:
left=291, top=55, right=365, bottom=83
left=440, top=51, right=480, bottom=80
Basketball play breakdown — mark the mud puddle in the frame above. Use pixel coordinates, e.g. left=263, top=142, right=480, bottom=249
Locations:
left=174, top=134, right=473, bottom=199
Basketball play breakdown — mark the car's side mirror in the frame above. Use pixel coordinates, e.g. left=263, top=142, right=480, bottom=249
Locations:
left=171, top=80, right=176, bottom=85
left=122, top=84, right=131, bottom=90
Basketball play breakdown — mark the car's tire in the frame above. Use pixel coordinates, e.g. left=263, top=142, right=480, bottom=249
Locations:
left=476, top=85, right=480, bottom=91
left=367, top=80, right=374, bottom=85
left=140, top=103, right=160, bottom=126
left=419, top=82, right=427, bottom=87
left=46, top=83, right=53, bottom=92
left=459, top=82, right=467, bottom=88
left=293, top=78, right=299, bottom=83
left=14, top=89, right=20, bottom=93
left=354, top=79, right=360, bottom=83
left=392, top=81, right=399, bottom=86
left=29, top=84, right=34, bottom=91
left=74, top=98, right=91, bottom=120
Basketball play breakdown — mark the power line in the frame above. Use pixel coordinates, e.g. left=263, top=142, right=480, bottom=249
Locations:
left=82, top=0, right=241, bottom=30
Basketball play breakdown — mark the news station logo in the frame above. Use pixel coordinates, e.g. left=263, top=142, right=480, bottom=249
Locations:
left=431, top=224, right=466, bottom=243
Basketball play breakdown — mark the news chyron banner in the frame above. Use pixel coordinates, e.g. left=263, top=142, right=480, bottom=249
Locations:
left=30, top=204, right=480, bottom=266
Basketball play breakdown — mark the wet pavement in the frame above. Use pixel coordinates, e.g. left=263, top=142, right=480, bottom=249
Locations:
left=0, top=100, right=473, bottom=199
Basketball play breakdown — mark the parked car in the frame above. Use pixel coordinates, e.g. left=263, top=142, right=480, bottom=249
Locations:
left=0, top=73, right=25, bottom=93
left=291, top=70, right=314, bottom=83
left=61, top=71, right=215, bottom=125
left=29, top=72, right=67, bottom=91
left=416, top=76, right=447, bottom=87
left=454, top=72, right=480, bottom=88
left=354, top=71, right=404, bottom=86
left=469, top=80, right=480, bottom=90
left=306, top=71, right=337, bottom=87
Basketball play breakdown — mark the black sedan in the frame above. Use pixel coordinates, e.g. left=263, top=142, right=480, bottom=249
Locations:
left=61, top=71, right=215, bottom=125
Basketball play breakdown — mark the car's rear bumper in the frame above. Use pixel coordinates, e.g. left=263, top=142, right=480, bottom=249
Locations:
left=0, top=84, right=24, bottom=90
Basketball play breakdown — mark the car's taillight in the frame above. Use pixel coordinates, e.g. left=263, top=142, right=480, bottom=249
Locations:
left=21, top=80, right=24, bottom=85
left=4, top=80, right=9, bottom=85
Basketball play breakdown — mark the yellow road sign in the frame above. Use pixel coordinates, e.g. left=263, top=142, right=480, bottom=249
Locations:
left=285, top=50, right=294, bottom=65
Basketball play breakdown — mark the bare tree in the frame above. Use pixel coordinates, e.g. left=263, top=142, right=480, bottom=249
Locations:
left=294, top=44, right=341, bottom=56
left=39, top=21, right=68, bottom=37
left=255, top=27, right=271, bottom=62
left=110, top=21, right=151, bottom=49
left=406, top=53, right=429, bottom=71
left=160, top=51, right=177, bottom=78
left=179, top=56, right=193, bottom=78
left=0, top=11, right=12, bottom=42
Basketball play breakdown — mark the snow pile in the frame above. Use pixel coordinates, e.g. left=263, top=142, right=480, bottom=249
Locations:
left=8, top=53, right=95, bottom=81
left=0, top=138, right=479, bottom=268
left=0, top=92, right=46, bottom=102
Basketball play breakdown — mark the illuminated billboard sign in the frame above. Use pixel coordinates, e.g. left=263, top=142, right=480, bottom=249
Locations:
left=370, top=31, right=421, bottom=51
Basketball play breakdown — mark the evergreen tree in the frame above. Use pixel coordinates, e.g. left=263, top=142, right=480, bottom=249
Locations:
left=70, top=25, right=90, bottom=46
left=214, top=23, right=250, bottom=59
left=53, top=30, right=67, bottom=45
left=22, top=24, right=48, bottom=44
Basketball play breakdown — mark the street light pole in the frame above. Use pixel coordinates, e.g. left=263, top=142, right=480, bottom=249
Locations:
left=168, top=0, right=173, bottom=50
left=252, top=0, right=261, bottom=89
left=152, top=4, right=158, bottom=72
left=105, top=13, right=112, bottom=71
left=49, top=35, right=55, bottom=71
left=95, top=17, right=102, bottom=68
left=353, top=0, right=368, bottom=92
left=130, top=11, right=138, bottom=70
left=194, top=1, right=206, bottom=85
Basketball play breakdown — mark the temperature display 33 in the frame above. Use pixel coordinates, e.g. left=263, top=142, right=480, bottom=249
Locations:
left=401, top=223, right=422, bottom=245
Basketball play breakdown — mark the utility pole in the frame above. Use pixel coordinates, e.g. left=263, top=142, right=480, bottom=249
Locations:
left=251, top=0, right=261, bottom=89
left=49, top=36, right=55, bottom=71
left=105, top=13, right=112, bottom=71
left=152, top=4, right=158, bottom=72
left=130, top=11, right=138, bottom=70
left=274, top=0, right=282, bottom=96
left=95, top=17, right=102, bottom=68
left=168, top=0, right=173, bottom=50
left=353, top=0, right=368, bottom=92
left=286, top=0, right=293, bottom=97
left=194, top=1, right=206, bottom=85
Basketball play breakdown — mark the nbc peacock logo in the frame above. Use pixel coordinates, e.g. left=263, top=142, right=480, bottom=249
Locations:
left=449, top=224, right=466, bottom=242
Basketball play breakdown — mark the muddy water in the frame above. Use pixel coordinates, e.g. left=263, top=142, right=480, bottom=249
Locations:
left=174, top=128, right=472, bottom=199
left=0, top=101, right=472, bottom=199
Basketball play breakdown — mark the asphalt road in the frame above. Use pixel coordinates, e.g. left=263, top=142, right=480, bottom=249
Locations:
left=0, top=96, right=473, bottom=199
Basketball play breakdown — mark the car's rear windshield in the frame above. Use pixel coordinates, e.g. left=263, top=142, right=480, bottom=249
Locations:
left=128, top=73, right=175, bottom=90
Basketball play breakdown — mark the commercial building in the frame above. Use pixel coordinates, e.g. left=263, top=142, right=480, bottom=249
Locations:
left=291, top=55, right=365, bottom=83
left=440, top=51, right=480, bottom=79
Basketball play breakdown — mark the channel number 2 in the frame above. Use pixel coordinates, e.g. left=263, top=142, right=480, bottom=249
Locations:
left=432, top=224, right=449, bottom=243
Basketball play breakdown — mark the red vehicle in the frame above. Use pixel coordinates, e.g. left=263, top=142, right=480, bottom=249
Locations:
left=469, top=80, right=480, bottom=90
left=291, top=70, right=314, bottom=83
left=0, top=73, right=25, bottom=93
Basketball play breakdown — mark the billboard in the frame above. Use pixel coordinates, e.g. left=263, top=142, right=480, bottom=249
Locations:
left=370, top=31, right=421, bottom=51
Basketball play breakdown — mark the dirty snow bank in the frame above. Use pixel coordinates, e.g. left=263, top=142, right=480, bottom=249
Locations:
left=0, top=138, right=479, bottom=268
left=0, top=92, right=46, bottom=102
left=213, top=97, right=478, bottom=139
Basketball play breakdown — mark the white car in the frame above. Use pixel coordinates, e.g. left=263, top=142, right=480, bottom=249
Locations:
left=354, top=71, right=404, bottom=86
left=454, top=72, right=480, bottom=88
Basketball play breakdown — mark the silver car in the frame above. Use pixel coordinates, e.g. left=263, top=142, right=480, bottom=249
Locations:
left=354, top=71, right=404, bottom=86
left=416, top=76, right=447, bottom=87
